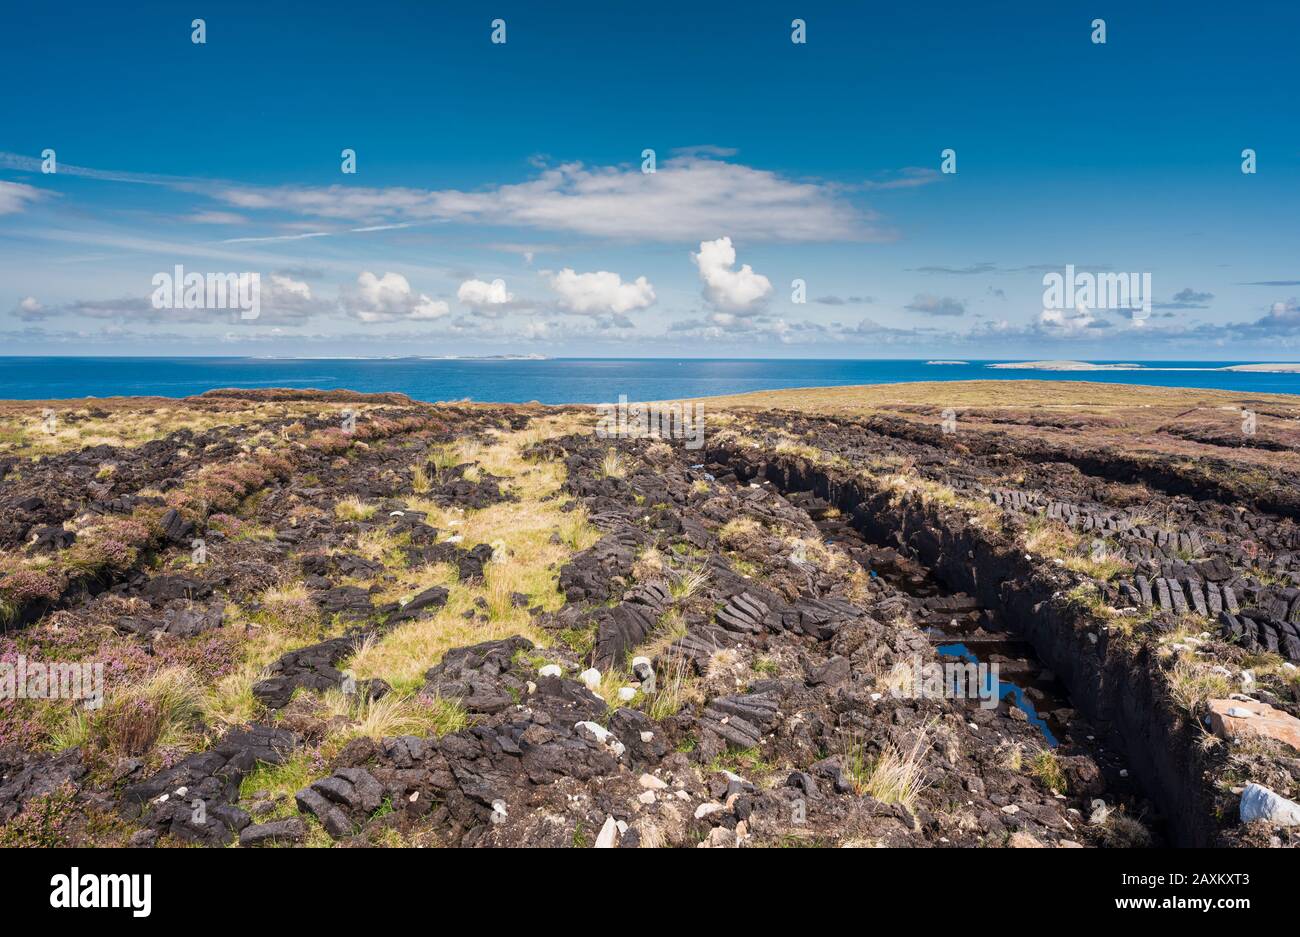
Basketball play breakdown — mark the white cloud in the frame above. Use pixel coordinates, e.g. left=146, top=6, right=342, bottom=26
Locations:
left=16, top=296, right=43, bottom=317
left=905, top=294, right=966, bottom=317
left=1039, top=305, right=1098, bottom=332
left=0, top=181, right=46, bottom=215
left=212, top=156, right=881, bottom=242
left=186, top=211, right=247, bottom=225
left=457, top=278, right=514, bottom=309
left=268, top=274, right=312, bottom=303
left=342, top=271, right=449, bottom=323
left=548, top=268, right=655, bottom=315
left=692, top=236, right=772, bottom=312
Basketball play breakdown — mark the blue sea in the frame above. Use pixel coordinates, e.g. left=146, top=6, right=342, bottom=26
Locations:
left=0, top=358, right=1297, bottom=403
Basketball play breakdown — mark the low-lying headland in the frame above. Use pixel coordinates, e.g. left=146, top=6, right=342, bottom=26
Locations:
left=1, top=380, right=1299, bottom=848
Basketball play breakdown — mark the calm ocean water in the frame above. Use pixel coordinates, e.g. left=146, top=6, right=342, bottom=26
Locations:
left=0, top=358, right=1297, bottom=403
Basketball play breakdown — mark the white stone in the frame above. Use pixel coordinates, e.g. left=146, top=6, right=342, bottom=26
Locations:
left=639, top=773, right=668, bottom=790
left=575, top=720, right=625, bottom=757
left=694, top=802, right=725, bottom=820
left=639, top=731, right=654, bottom=743
left=1226, top=706, right=1255, bottom=718
left=594, top=815, right=620, bottom=848
left=1240, top=783, right=1300, bottom=826
left=617, top=686, right=637, bottom=702
left=538, top=664, right=562, bottom=678
left=638, top=790, right=656, bottom=805
left=578, top=668, right=601, bottom=691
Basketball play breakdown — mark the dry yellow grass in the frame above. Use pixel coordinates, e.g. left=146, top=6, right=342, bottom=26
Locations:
left=688, top=379, right=1300, bottom=414
left=0, top=399, right=383, bottom=459
left=350, top=414, right=600, bottom=694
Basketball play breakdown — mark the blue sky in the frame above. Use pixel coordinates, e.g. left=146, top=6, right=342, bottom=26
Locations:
left=2, top=0, right=1298, bottom=358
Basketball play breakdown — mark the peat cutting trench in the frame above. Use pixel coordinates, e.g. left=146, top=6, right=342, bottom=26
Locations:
left=710, top=443, right=1223, bottom=847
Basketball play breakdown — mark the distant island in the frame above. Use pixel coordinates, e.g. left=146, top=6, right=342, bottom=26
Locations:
left=1222, top=363, right=1300, bottom=373
left=988, top=361, right=1143, bottom=371
left=988, top=361, right=1300, bottom=374
left=925, top=360, right=969, bottom=366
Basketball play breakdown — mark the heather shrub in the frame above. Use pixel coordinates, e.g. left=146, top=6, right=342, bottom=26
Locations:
left=97, top=517, right=151, bottom=548
left=0, top=781, right=78, bottom=847
left=207, top=513, right=246, bottom=537
left=93, top=666, right=204, bottom=757
left=61, top=537, right=137, bottom=576
left=306, top=429, right=351, bottom=454
left=0, top=569, right=63, bottom=603
left=257, top=583, right=320, bottom=635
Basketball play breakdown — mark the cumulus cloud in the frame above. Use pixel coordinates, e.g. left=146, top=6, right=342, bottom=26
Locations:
left=1153, top=287, right=1214, bottom=310
left=15, top=296, right=43, bottom=318
left=547, top=268, right=655, bottom=315
left=212, top=156, right=882, bottom=243
left=1039, top=305, right=1108, bottom=332
left=341, top=272, right=450, bottom=323
left=457, top=278, right=515, bottom=316
left=0, top=180, right=47, bottom=215
left=692, top=237, right=772, bottom=313
left=904, top=294, right=966, bottom=317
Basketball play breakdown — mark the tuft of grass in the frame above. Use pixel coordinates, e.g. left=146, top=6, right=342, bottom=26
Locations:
left=558, top=504, right=600, bottom=552
left=632, top=546, right=665, bottom=581
left=1024, top=516, right=1081, bottom=557
left=1096, top=810, right=1154, bottom=848
left=708, top=746, right=776, bottom=778
left=93, top=666, right=205, bottom=758
left=1028, top=749, right=1067, bottom=793
left=646, top=652, right=691, bottom=721
left=411, top=463, right=432, bottom=494
left=844, top=726, right=932, bottom=812
left=322, top=690, right=470, bottom=742
left=47, top=709, right=92, bottom=752
left=334, top=497, right=377, bottom=521
left=1167, top=655, right=1233, bottom=713
left=670, top=568, right=709, bottom=600
left=427, top=444, right=460, bottom=480
left=719, top=516, right=761, bottom=547
left=997, top=740, right=1025, bottom=772
left=256, top=582, right=321, bottom=636
left=599, top=448, right=626, bottom=479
